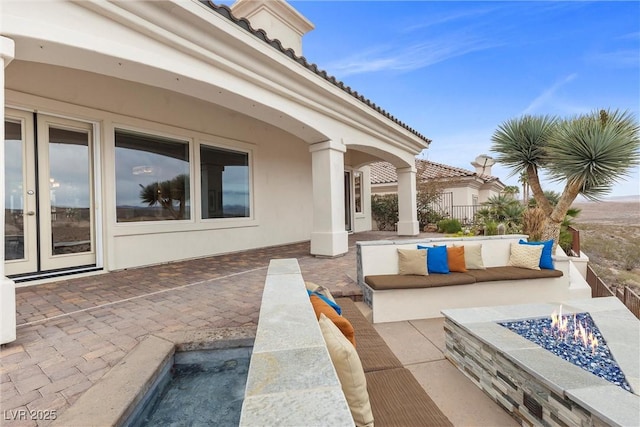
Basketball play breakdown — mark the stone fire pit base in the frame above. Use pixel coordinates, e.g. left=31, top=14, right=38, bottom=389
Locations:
left=442, top=298, right=639, bottom=427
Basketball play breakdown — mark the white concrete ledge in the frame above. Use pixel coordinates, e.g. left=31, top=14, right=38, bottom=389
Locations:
left=240, top=258, right=353, bottom=426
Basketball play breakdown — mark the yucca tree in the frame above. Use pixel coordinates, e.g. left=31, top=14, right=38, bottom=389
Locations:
left=492, top=109, right=640, bottom=250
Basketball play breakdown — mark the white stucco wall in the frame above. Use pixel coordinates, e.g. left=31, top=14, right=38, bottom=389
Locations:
left=6, top=61, right=314, bottom=270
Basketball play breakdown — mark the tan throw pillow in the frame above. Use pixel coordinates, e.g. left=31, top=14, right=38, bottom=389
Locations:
left=319, top=314, right=374, bottom=427
left=305, top=281, right=336, bottom=303
left=397, top=249, right=428, bottom=275
left=456, top=243, right=485, bottom=269
left=508, top=243, right=543, bottom=270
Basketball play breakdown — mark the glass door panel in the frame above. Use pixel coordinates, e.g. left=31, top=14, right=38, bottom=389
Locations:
left=4, top=112, right=37, bottom=275
left=38, top=116, right=95, bottom=271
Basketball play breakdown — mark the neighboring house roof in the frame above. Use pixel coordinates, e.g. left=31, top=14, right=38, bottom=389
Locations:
left=370, top=159, right=503, bottom=186
left=201, top=1, right=430, bottom=144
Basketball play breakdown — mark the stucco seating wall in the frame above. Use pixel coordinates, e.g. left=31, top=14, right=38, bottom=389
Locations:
left=357, top=235, right=592, bottom=323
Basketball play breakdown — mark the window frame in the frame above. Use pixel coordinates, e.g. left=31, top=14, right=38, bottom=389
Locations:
left=111, top=122, right=257, bottom=236
left=197, top=140, right=254, bottom=222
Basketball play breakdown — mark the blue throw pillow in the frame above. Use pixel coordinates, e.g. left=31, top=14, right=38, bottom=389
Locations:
left=519, top=239, right=554, bottom=269
left=417, top=245, right=450, bottom=274
left=307, top=290, right=341, bottom=315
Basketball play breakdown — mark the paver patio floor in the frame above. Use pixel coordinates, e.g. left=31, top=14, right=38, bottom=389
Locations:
left=1, top=231, right=513, bottom=426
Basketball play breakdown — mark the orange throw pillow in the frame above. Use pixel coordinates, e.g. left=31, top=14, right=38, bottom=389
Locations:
left=446, top=246, right=467, bottom=272
left=310, top=295, right=356, bottom=347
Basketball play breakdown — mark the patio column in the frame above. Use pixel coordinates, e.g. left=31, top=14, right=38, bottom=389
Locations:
left=309, top=140, right=348, bottom=257
left=1, top=36, right=17, bottom=344
left=396, top=165, right=419, bottom=236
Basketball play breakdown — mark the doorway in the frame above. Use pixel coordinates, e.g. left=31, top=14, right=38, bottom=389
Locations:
left=4, top=109, right=97, bottom=278
left=344, top=171, right=353, bottom=232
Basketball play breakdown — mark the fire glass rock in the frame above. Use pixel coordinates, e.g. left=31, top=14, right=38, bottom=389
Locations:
left=499, top=312, right=632, bottom=392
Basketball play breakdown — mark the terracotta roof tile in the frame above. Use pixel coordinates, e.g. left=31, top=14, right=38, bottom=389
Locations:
left=370, top=159, right=500, bottom=185
left=201, top=1, right=430, bottom=144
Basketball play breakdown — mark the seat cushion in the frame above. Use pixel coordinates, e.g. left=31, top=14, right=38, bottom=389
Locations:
left=364, top=272, right=475, bottom=290
left=366, top=368, right=453, bottom=427
left=465, top=266, right=563, bottom=282
left=336, top=298, right=403, bottom=373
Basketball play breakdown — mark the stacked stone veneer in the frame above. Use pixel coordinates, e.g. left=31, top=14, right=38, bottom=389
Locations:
left=443, top=298, right=640, bottom=427
left=444, top=318, right=600, bottom=427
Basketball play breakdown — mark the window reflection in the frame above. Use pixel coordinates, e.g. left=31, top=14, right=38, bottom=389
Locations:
left=200, top=145, right=250, bottom=219
left=354, top=171, right=362, bottom=214
left=115, top=130, right=190, bottom=222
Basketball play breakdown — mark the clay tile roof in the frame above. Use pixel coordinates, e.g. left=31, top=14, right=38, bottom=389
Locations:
left=201, top=1, right=430, bottom=144
left=370, top=159, right=499, bottom=184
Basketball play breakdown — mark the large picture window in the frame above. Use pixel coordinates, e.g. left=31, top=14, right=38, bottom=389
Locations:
left=115, top=130, right=190, bottom=222
left=200, top=145, right=250, bottom=219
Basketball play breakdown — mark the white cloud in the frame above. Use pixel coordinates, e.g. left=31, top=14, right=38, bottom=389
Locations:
left=521, top=73, right=578, bottom=115
left=324, top=33, right=499, bottom=78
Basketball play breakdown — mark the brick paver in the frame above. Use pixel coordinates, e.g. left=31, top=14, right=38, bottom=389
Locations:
left=1, top=231, right=425, bottom=425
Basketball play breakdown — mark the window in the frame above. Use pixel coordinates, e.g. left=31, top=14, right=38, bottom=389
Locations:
left=354, top=171, right=363, bottom=214
left=200, top=145, right=250, bottom=219
left=115, top=130, right=190, bottom=222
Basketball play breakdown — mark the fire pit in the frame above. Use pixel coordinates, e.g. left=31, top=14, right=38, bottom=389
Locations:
left=443, top=298, right=639, bottom=427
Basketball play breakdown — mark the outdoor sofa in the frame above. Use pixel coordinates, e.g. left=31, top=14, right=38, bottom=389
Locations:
left=357, top=235, right=592, bottom=323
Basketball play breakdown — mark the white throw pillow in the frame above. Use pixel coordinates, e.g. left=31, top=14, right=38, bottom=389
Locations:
left=319, top=314, right=374, bottom=427
left=455, top=243, right=485, bottom=269
left=508, top=243, right=543, bottom=270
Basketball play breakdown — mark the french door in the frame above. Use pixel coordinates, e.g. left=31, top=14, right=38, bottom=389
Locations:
left=4, top=109, right=97, bottom=277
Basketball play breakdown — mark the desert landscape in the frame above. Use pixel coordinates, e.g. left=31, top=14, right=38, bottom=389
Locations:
left=571, top=198, right=640, bottom=292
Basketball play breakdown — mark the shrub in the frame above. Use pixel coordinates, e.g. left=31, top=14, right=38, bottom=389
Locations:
left=522, top=207, right=546, bottom=241
left=371, top=194, right=398, bottom=231
left=483, top=221, right=499, bottom=236
left=437, top=218, right=462, bottom=234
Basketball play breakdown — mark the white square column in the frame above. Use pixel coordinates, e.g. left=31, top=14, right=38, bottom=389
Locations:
left=396, top=166, right=419, bottom=236
left=1, top=36, right=17, bottom=345
left=309, top=140, right=348, bottom=257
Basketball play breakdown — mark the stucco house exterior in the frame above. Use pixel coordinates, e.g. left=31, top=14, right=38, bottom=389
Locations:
left=370, top=156, right=505, bottom=224
left=1, top=0, right=431, bottom=342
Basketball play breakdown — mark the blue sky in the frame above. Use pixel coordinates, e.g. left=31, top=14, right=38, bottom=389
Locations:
left=287, top=1, right=640, bottom=199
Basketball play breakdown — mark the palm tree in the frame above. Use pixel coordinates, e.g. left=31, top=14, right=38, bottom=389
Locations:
left=492, top=109, right=639, bottom=250
left=502, top=185, right=520, bottom=200
left=139, top=174, right=188, bottom=220
left=518, top=170, right=530, bottom=205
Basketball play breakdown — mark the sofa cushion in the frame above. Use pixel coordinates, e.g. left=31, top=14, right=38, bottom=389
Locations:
left=336, top=298, right=403, bottom=373
left=319, top=314, right=374, bottom=427
left=365, top=272, right=475, bottom=290
left=306, top=281, right=336, bottom=303
left=366, top=368, right=453, bottom=427
left=417, top=245, right=450, bottom=274
left=519, top=239, right=554, bottom=269
left=397, top=249, right=428, bottom=275
left=307, top=289, right=342, bottom=315
left=455, top=243, right=486, bottom=269
left=465, top=266, right=563, bottom=282
left=508, top=242, right=543, bottom=270
left=446, top=246, right=467, bottom=272
left=310, top=295, right=356, bottom=346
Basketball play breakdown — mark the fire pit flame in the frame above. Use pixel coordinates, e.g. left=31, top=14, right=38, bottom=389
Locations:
left=550, top=305, right=599, bottom=354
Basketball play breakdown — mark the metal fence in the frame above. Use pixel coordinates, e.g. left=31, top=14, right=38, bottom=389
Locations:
left=586, top=265, right=640, bottom=319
